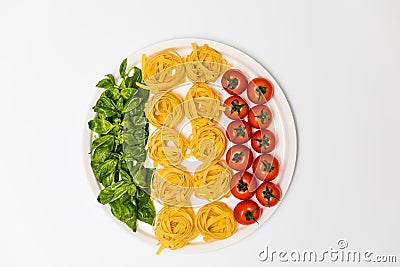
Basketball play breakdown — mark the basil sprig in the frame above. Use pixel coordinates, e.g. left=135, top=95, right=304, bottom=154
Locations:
left=89, top=59, right=155, bottom=232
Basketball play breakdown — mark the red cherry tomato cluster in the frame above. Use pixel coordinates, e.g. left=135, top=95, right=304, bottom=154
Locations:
left=222, top=69, right=282, bottom=226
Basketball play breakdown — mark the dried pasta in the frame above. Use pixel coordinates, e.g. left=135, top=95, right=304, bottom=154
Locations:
left=139, top=49, right=186, bottom=93
left=147, top=127, right=189, bottom=167
left=195, top=201, right=238, bottom=242
left=145, top=91, right=184, bottom=129
left=184, top=82, right=225, bottom=125
left=193, top=160, right=232, bottom=201
left=151, top=167, right=193, bottom=207
left=154, top=206, right=199, bottom=254
left=185, top=43, right=230, bottom=83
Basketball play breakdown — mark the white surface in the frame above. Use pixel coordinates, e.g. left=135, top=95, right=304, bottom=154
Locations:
left=0, top=0, right=399, bottom=266
left=88, top=38, right=297, bottom=252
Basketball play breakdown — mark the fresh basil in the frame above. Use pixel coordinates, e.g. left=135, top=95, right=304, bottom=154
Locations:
left=89, top=59, right=155, bottom=232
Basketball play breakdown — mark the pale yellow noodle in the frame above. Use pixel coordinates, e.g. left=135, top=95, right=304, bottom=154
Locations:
left=195, top=202, right=238, bottom=242
left=139, top=49, right=186, bottom=93
left=151, top=167, right=193, bottom=207
left=189, top=123, right=226, bottom=162
left=185, top=43, right=230, bottom=83
left=145, top=92, right=184, bottom=129
left=184, top=82, right=225, bottom=125
left=147, top=127, right=189, bottom=167
left=193, top=160, right=232, bottom=201
left=154, top=206, right=199, bottom=254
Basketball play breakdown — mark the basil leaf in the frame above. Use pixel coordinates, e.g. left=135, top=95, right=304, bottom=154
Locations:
left=91, top=135, right=114, bottom=152
left=136, top=188, right=155, bottom=225
left=123, top=97, right=142, bottom=113
left=119, top=58, right=127, bottom=78
left=96, top=78, right=114, bottom=89
left=119, top=168, right=132, bottom=182
left=114, top=97, right=123, bottom=113
left=123, top=144, right=146, bottom=162
left=121, top=88, right=137, bottom=100
left=105, top=88, right=120, bottom=101
left=92, top=142, right=113, bottom=162
left=130, top=88, right=149, bottom=114
left=97, top=181, right=128, bottom=204
left=93, top=93, right=118, bottom=117
left=91, top=158, right=118, bottom=183
left=124, top=76, right=134, bottom=88
left=88, top=119, right=114, bottom=134
left=110, top=194, right=138, bottom=232
left=106, top=74, right=116, bottom=84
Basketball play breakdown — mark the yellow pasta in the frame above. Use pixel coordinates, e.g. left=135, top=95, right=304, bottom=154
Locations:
left=151, top=167, right=193, bottom=207
left=189, top=124, right=226, bottom=162
left=184, top=82, right=225, bottom=125
left=195, top=202, right=238, bottom=242
left=147, top=127, right=189, bottom=167
left=139, top=49, right=186, bottom=93
left=185, top=43, right=230, bottom=83
left=193, top=160, right=232, bottom=201
left=154, top=206, right=199, bottom=254
left=145, top=91, right=184, bottom=129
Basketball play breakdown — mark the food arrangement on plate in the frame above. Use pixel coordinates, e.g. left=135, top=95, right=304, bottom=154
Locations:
left=88, top=39, right=296, bottom=254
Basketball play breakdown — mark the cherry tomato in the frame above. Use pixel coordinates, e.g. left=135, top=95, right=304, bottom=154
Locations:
left=226, top=145, right=253, bottom=171
left=230, top=172, right=258, bottom=200
left=224, top=95, right=249, bottom=120
left=247, top=77, right=274, bottom=104
left=252, top=154, right=280, bottom=181
left=247, top=105, right=273, bottom=129
left=256, top=182, right=281, bottom=207
left=221, top=69, right=248, bottom=95
left=226, top=120, right=252, bottom=144
left=251, top=130, right=276, bottom=154
left=234, top=200, right=261, bottom=225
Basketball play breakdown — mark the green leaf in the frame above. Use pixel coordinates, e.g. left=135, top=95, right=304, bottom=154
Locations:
left=121, top=88, right=137, bottom=100
left=92, top=141, right=114, bottom=162
left=106, top=74, right=116, bottom=84
left=123, top=144, right=146, bottom=162
left=110, top=194, right=138, bottom=232
left=91, top=135, right=114, bottom=152
left=105, top=88, right=120, bottom=101
left=97, top=181, right=128, bottom=204
left=136, top=188, right=155, bottom=225
left=123, top=97, right=142, bottom=113
left=119, top=58, right=127, bottom=78
left=88, top=119, right=114, bottom=134
left=116, top=97, right=124, bottom=112
left=91, top=158, right=118, bottom=183
left=124, top=76, right=134, bottom=88
left=93, top=92, right=118, bottom=118
left=119, top=168, right=132, bottom=182
left=96, top=78, right=114, bottom=89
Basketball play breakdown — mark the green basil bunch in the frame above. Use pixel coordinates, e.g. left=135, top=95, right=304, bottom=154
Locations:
left=89, top=59, right=155, bottom=232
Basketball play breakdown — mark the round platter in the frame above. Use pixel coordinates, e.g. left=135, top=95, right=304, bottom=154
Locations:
left=88, top=38, right=297, bottom=253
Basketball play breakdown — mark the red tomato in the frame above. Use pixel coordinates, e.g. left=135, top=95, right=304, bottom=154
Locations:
left=251, top=130, right=276, bottom=154
left=247, top=77, right=274, bottom=104
left=224, top=95, right=249, bottom=120
left=230, top=172, right=257, bottom=200
left=226, top=120, right=252, bottom=144
left=252, top=154, right=280, bottom=181
left=221, top=69, right=248, bottom=95
left=234, top=200, right=261, bottom=225
left=226, top=145, right=253, bottom=171
left=256, top=182, right=281, bottom=207
left=247, top=105, right=273, bottom=129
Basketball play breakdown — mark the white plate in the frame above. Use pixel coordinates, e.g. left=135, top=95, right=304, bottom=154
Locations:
left=87, top=38, right=297, bottom=253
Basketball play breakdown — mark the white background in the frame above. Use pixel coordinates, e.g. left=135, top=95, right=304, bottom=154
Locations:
left=1, top=0, right=399, bottom=266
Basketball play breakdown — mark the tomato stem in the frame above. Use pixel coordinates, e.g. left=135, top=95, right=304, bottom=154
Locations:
left=230, top=99, right=246, bottom=115
left=245, top=207, right=259, bottom=223
left=233, top=125, right=246, bottom=140
left=253, top=135, right=270, bottom=152
left=254, top=108, right=271, bottom=124
left=262, top=186, right=280, bottom=207
left=256, top=85, right=267, bottom=102
left=261, top=160, right=275, bottom=172
left=232, top=150, right=245, bottom=163
left=224, top=77, right=239, bottom=90
left=237, top=175, right=249, bottom=192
